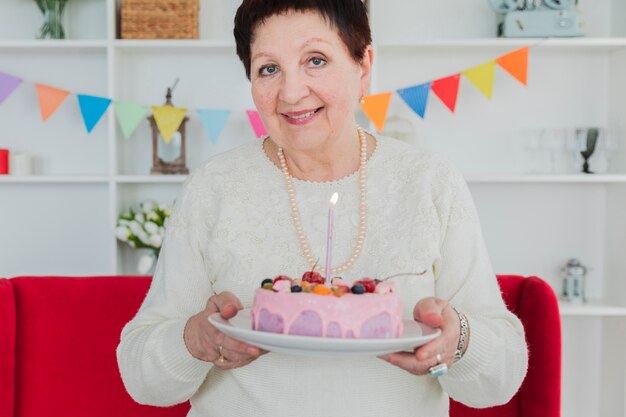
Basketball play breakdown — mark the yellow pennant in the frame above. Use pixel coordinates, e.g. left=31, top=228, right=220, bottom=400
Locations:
left=360, top=92, right=392, bottom=132
left=151, top=105, right=188, bottom=144
left=462, top=60, right=496, bottom=100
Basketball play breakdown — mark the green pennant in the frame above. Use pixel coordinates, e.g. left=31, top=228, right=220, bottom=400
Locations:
left=114, top=101, right=149, bottom=139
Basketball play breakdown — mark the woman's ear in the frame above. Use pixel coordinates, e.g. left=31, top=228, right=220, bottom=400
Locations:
left=359, top=45, right=374, bottom=97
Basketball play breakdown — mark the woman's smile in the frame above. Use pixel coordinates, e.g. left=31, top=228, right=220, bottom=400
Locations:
left=282, top=107, right=324, bottom=125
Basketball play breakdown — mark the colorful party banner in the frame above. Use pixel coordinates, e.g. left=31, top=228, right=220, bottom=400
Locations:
left=360, top=91, right=392, bottom=132
left=35, top=83, right=70, bottom=121
left=114, top=101, right=149, bottom=139
left=0, top=72, right=22, bottom=104
left=397, top=82, right=431, bottom=119
left=431, top=74, right=461, bottom=113
left=151, top=105, right=188, bottom=144
left=197, top=109, right=231, bottom=143
left=246, top=110, right=267, bottom=138
left=77, top=94, right=112, bottom=133
left=462, top=61, right=496, bottom=100
left=497, top=47, right=529, bottom=86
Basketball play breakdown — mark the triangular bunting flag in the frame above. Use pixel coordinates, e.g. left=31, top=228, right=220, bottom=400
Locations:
left=496, top=47, right=528, bottom=86
left=77, top=94, right=112, bottom=133
left=197, top=109, right=231, bottom=143
left=0, top=72, right=23, bottom=104
left=397, top=82, right=431, bottom=119
left=151, top=105, right=188, bottom=144
left=114, top=101, right=149, bottom=139
left=462, top=61, right=496, bottom=99
left=431, top=74, right=461, bottom=113
left=246, top=110, right=267, bottom=138
left=360, top=92, right=392, bottom=132
left=35, top=83, right=70, bottom=121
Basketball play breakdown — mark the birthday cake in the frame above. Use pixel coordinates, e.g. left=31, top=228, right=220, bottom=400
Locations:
left=251, top=272, right=403, bottom=338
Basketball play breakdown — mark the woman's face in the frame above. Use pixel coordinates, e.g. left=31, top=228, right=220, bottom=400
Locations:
left=250, top=10, right=372, bottom=153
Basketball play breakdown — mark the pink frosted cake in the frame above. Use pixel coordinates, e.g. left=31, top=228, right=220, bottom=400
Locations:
left=251, top=273, right=403, bottom=339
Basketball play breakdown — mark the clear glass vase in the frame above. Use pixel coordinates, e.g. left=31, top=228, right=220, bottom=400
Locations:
left=37, top=2, right=67, bottom=40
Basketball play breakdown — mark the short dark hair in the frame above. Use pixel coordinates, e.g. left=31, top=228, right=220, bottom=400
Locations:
left=234, top=0, right=372, bottom=80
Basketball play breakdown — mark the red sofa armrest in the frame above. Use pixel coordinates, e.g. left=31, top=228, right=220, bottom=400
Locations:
left=0, top=279, right=16, bottom=417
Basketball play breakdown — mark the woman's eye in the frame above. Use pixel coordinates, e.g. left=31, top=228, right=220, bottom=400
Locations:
left=310, top=57, right=327, bottom=67
left=260, top=65, right=278, bottom=76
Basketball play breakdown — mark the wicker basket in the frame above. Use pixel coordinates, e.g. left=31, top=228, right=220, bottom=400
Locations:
left=121, top=0, right=199, bottom=39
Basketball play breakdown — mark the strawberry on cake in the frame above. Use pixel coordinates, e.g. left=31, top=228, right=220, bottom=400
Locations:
left=251, top=272, right=403, bottom=339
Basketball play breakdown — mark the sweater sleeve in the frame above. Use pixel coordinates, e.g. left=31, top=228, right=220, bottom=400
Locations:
left=116, top=173, right=214, bottom=406
left=431, top=158, right=528, bottom=408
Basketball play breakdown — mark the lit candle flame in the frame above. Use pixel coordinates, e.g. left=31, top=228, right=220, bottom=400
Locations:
left=330, top=192, right=339, bottom=205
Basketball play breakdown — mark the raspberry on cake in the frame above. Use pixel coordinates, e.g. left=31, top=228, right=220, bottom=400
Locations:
left=251, top=273, right=403, bottom=339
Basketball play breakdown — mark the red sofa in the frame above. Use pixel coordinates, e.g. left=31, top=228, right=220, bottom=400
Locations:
left=0, top=275, right=560, bottom=417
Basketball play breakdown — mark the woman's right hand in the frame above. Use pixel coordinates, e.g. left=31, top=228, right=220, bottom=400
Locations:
left=183, top=291, right=265, bottom=369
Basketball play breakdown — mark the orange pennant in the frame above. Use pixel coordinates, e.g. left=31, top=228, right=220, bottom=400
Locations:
left=35, top=83, right=70, bottom=121
left=360, top=92, right=392, bottom=132
left=496, top=47, right=528, bottom=86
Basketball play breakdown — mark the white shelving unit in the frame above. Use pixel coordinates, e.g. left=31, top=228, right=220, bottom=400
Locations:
left=0, top=0, right=624, bottom=415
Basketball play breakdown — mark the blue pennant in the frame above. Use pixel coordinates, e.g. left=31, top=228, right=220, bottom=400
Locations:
left=397, top=82, right=431, bottom=119
left=197, top=109, right=231, bottom=143
left=77, top=94, right=112, bottom=133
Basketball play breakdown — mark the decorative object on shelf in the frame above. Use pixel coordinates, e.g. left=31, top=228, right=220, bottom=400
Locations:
left=10, top=153, right=34, bottom=175
left=121, top=0, right=199, bottom=39
left=34, top=0, right=69, bottom=40
left=148, top=79, right=189, bottom=175
left=115, top=200, right=173, bottom=274
left=577, top=127, right=598, bottom=174
left=488, top=0, right=583, bottom=38
left=0, top=149, right=9, bottom=175
left=560, top=258, right=587, bottom=303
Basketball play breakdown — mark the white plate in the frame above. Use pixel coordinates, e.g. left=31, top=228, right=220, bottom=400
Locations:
left=208, top=308, right=441, bottom=357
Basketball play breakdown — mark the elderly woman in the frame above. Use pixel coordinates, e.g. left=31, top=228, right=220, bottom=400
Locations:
left=117, top=1, right=528, bottom=416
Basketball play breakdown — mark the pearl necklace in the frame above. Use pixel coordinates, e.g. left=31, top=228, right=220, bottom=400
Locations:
left=277, top=127, right=368, bottom=275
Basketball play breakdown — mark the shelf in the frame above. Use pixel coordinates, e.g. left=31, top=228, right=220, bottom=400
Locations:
left=112, top=39, right=235, bottom=52
left=465, top=174, right=626, bottom=183
left=377, top=37, right=626, bottom=52
left=559, top=302, right=626, bottom=317
left=0, top=40, right=108, bottom=52
left=115, top=175, right=187, bottom=184
left=0, top=176, right=109, bottom=184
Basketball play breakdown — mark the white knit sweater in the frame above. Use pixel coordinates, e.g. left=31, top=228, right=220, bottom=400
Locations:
left=117, top=135, right=528, bottom=417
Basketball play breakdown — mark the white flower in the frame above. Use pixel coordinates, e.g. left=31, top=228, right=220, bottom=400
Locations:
left=146, top=211, right=159, bottom=222
left=118, top=219, right=130, bottom=226
left=137, top=253, right=155, bottom=274
left=134, top=213, right=145, bottom=223
left=149, top=234, right=163, bottom=248
left=158, top=203, right=170, bottom=211
left=144, top=221, right=159, bottom=234
left=137, top=231, right=151, bottom=245
left=128, top=221, right=143, bottom=236
left=115, top=226, right=130, bottom=242
left=129, top=240, right=136, bottom=248
left=165, top=207, right=173, bottom=216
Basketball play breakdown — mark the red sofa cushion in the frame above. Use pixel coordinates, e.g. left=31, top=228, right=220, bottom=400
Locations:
left=450, top=275, right=561, bottom=417
left=9, top=276, right=189, bottom=417
left=0, top=279, right=16, bottom=417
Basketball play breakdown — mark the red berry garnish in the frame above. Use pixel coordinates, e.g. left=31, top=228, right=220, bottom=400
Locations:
left=302, top=271, right=325, bottom=284
left=355, top=278, right=376, bottom=293
left=273, top=275, right=292, bottom=284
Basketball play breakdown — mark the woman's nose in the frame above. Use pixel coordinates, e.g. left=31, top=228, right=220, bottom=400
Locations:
left=278, top=70, right=309, bottom=105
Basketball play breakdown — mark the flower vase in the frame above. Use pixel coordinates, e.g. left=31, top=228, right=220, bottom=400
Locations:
left=138, top=252, right=157, bottom=276
left=37, top=2, right=67, bottom=40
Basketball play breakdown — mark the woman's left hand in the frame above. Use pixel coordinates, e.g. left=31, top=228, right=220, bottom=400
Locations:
left=379, top=297, right=460, bottom=376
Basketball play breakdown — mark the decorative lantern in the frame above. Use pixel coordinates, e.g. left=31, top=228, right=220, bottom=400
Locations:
left=148, top=80, right=189, bottom=175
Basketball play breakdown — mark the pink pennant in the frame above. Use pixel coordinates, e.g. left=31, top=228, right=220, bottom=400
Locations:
left=246, top=110, right=267, bottom=138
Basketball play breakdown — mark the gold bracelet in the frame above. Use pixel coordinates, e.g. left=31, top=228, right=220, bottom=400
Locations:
left=452, top=306, right=469, bottom=363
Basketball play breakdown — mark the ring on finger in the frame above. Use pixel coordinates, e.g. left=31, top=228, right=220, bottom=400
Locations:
left=428, top=353, right=448, bottom=377
left=217, top=345, right=226, bottom=364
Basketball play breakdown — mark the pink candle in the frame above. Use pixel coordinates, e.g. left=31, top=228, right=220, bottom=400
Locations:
left=325, top=192, right=339, bottom=282
left=0, top=149, right=8, bottom=175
